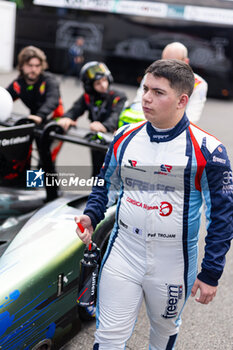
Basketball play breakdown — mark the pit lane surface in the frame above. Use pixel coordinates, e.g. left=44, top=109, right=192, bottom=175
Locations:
left=1, top=72, right=233, bottom=350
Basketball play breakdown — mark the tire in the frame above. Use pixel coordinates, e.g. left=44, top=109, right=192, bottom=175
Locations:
left=78, top=210, right=115, bottom=321
left=32, top=339, right=52, bottom=350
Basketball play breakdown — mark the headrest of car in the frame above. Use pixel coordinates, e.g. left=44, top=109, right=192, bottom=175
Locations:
left=0, top=87, right=13, bottom=123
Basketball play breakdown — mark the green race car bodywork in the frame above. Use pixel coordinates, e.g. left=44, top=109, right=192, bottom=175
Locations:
left=0, top=194, right=116, bottom=349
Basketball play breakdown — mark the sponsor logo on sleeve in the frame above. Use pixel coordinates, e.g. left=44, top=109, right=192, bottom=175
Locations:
left=213, top=156, right=226, bottom=164
left=222, top=170, right=233, bottom=193
left=223, top=171, right=232, bottom=185
left=13, top=81, right=21, bottom=94
left=39, top=81, right=46, bottom=95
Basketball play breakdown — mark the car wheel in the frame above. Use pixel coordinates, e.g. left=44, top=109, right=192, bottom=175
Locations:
left=32, top=339, right=52, bottom=350
left=78, top=210, right=115, bottom=321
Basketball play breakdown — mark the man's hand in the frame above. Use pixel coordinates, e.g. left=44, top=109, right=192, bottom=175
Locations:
left=28, top=114, right=43, bottom=125
left=74, top=215, right=94, bottom=245
left=90, top=121, right=107, bottom=133
left=58, top=117, right=77, bottom=131
left=191, top=278, right=217, bottom=304
left=75, top=56, right=84, bottom=63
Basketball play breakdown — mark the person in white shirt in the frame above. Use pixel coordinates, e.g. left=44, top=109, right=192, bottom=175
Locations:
left=133, top=42, right=208, bottom=124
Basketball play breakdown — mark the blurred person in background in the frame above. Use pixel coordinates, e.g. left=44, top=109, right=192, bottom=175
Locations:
left=133, top=42, right=208, bottom=124
left=58, top=61, right=127, bottom=176
left=67, top=36, right=85, bottom=78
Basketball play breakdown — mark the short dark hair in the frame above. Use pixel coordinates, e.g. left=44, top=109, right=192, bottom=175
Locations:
left=145, top=59, right=195, bottom=97
left=17, top=46, right=48, bottom=73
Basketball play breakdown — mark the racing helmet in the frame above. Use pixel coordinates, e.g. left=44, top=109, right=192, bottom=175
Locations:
left=80, top=61, right=113, bottom=93
left=0, top=87, right=13, bottom=123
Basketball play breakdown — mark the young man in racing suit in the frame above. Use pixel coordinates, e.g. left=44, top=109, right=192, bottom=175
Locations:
left=75, top=59, right=233, bottom=350
left=133, top=42, right=208, bottom=124
left=58, top=61, right=127, bottom=176
left=6, top=46, right=64, bottom=163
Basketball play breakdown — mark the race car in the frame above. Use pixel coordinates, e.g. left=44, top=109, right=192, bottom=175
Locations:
left=0, top=87, right=116, bottom=349
left=0, top=193, right=116, bottom=350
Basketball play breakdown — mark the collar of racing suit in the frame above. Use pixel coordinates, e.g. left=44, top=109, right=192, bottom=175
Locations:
left=146, top=113, right=190, bottom=143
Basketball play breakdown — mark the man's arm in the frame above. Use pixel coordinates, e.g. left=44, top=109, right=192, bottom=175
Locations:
left=6, top=81, right=20, bottom=101
left=186, top=78, right=208, bottom=124
left=63, top=95, right=86, bottom=121
left=74, top=214, right=94, bottom=245
left=132, top=76, right=145, bottom=105
left=191, top=144, right=233, bottom=304
left=35, top=75, right=61, bottom=120
left=82, top=125, right=128, bottom=229
left=83, top=140, right=118, bottom=229
left=191, top=279, right=217, bottom=304
left=198, top=145, right=233, bottom=286
left=58, top=95, right=86, bottom=131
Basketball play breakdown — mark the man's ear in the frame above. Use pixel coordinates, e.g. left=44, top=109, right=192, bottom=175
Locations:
left=177, top=94, right=189, bottom=109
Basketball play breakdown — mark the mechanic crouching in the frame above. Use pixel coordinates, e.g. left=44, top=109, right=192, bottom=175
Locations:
left=58, top=61, right=127, bottom=176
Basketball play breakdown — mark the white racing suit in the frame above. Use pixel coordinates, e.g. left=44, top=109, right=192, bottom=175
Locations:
left=133, top=73, right=208, bottom=123
left=84, top=115, right=233, bottom=350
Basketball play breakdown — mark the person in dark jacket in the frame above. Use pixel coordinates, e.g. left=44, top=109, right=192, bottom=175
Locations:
left=58, top=61, right=127, bottom=176
left=6, top=46, right=64, bottom=165
left=7, top=46, right=64, bottom=124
